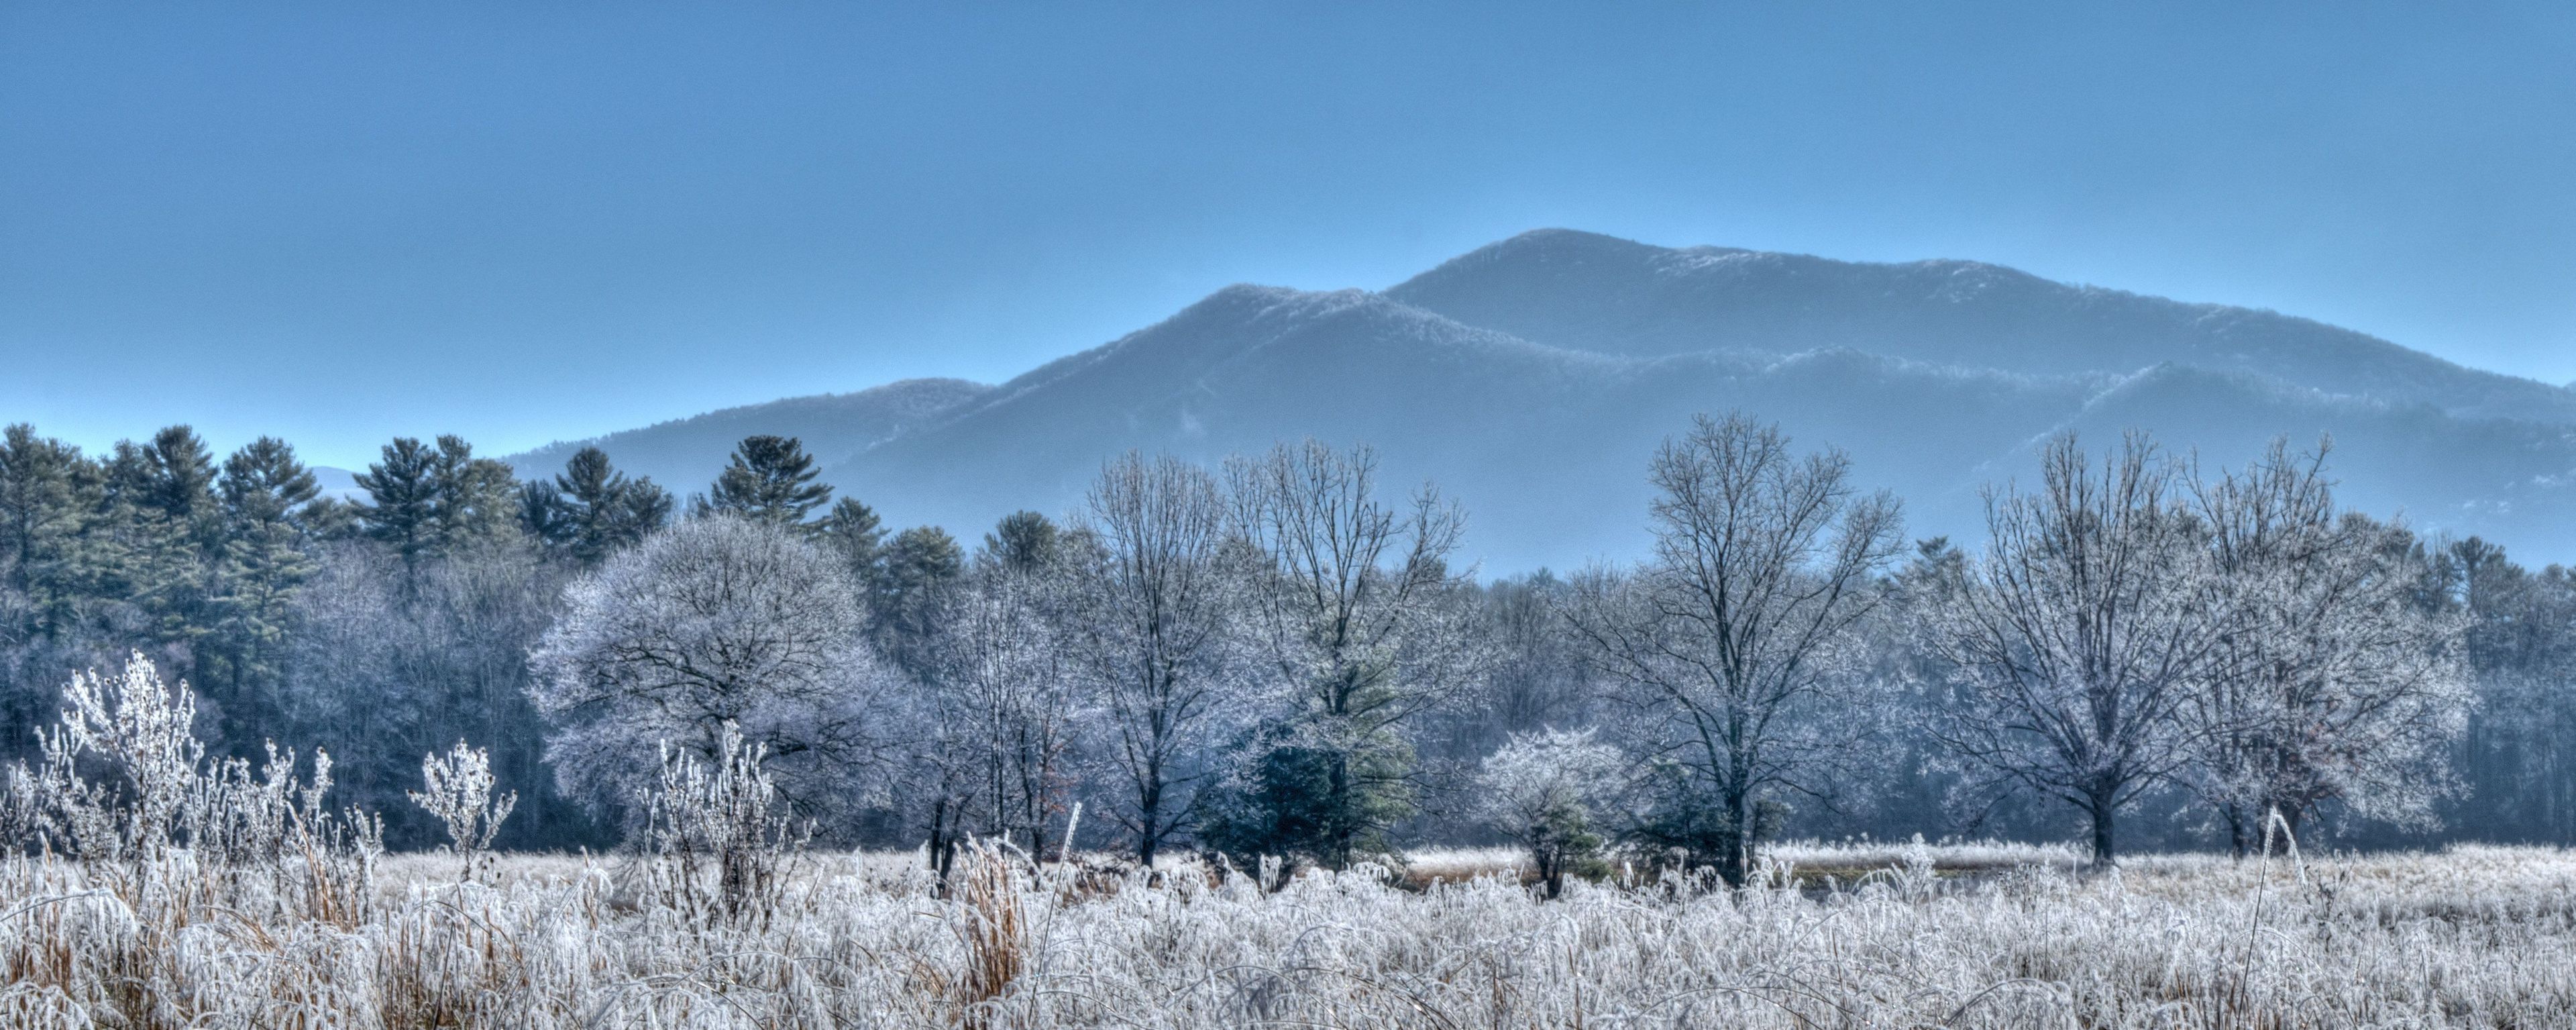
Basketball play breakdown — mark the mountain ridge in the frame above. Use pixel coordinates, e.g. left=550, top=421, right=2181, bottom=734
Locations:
left=502, top=377, right=991, bottom=499
left=1389, top=229, right=2576, bottom=425
left=502, top=231, right=2576, bottom=569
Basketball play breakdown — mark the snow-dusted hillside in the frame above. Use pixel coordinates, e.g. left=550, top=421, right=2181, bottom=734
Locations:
left=1389, top=229, right=2576, bottom=425
left=517, top=231, right=2576, bottom=570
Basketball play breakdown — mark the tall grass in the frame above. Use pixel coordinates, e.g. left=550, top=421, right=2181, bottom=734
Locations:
left=7, top=839, right=2576, bottom=1027
left=6, top=659, right=2575, bottom=1027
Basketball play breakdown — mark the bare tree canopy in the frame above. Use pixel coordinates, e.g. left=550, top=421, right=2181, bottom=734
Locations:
left=1065, top=452, right=1236, bottom=866
left=1919, top=432, right=2217, bottom=866
left=2180, top=438, right=2473, bottom=851
left=918, top=541, right=1080, bottom=876
left=1565, top=412, right=1902, bottom=886
left=1210, top=439, right=1485, bottom=870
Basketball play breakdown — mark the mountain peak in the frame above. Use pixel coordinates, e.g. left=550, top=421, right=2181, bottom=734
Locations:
left=524, top=229, right=2576, bottom=569
left=1387, top=230, right=2575, bottom=426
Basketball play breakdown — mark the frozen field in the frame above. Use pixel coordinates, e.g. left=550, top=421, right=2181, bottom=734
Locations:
left=7, top=841, right=2576, bottom=1027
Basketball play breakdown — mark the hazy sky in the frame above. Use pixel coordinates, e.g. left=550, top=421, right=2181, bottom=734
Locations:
left=5, top=2, right=2572, bottom=470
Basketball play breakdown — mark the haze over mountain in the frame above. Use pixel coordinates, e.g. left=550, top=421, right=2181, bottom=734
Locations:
left=506, top=378, right=991, bottom=499
left=507, top=230, right=2576, bottom=570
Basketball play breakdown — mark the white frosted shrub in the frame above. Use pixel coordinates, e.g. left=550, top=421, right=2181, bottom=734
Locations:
left=1474, top=726, right=1624, bottom=896
left=409, top=739, right=517, bottom=881
left=633, top=721, right=808, bottom=927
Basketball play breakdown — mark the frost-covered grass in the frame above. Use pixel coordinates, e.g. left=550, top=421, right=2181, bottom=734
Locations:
left=9, top=841, right=2576, bottom=1027
left=1405, top=837, right=2097, bottom=886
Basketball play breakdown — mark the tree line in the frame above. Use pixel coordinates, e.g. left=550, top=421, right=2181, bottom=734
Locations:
left=1, top=416, right=2571, bottom=880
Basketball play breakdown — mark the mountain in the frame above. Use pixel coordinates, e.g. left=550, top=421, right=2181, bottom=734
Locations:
left=1388, top=229, right=2576, bottom=425
left=525, top=231, right=2576, bottom=570
left=502, top=378, right=991, bottom=498
left=311, top=466, right=366, bottom=500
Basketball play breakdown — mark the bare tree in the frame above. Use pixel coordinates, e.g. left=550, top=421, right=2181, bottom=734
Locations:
left=529, top=515, right=891, bottom=831
left=2181, top=439, right=2473, bottom=852
left=1563, top=413, right=1902, bottom=886
left=920, top=559, right=1080, bottom=876
left=1065, top=452, right=1235, bottom=867
left=1919, top=432, right=2216, bottom=867
left=1216, top=440, right=1483, bottom=870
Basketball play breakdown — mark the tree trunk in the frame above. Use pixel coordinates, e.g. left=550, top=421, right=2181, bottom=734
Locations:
left=2086, top=790, right=2118, bottom=869
left=926, top=795, right=953, bottom=876
left=1719, top=788, right=1752, bottom=888
left=1136, top=777, right=1162, bottom=869
left=1327, top=750, right=1352, bottom=872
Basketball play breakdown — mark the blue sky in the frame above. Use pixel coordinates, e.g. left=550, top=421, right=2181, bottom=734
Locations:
left=5, top=2, right=2572, bottom=470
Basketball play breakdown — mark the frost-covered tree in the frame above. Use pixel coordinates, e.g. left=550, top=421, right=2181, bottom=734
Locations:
left=920, top=558, right=1079, bottom=874
left=1562, top=413, right=1902, bottom=886
left=2439, top=539, right=2576, bottom=843
left=280, top=540, right=574, bottom=849
left=1481, top=572, right=1590, bottom=739
left=1204, top=440, right=1483, bottom=872
left=529, top=515, right=892, bottom=831
left=1065, top=452, right=1237, bottom=866
left=1919, top=433, right=2218, bottom=867
left=2180, top=440, right=2473, bottom=851
left=1477, top=727, right=1625, bottom=898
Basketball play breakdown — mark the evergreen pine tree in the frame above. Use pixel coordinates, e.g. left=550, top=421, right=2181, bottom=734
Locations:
left=981, top=510, right=1061, bottom=573
left=614, top=478, right=674, bottom=546
left=140, top=425, right=223, bottom=643
left=358, top=435, right=523, bottom=591
left=296, top=495, right=363, bottom=541
left=0, top=425, right=85, bottom=635
left=818, top=496, right=888, bottom=593
left=356, top=437, right=442, bottom=586
left=876, top=525, right=963, bottom=676
left=518, top=479, right=572, bottom=555
left=707, top=435, right=831, bottom=527
left=427, top=435, right=523, bottom=552
left=86, top=437, right=203, bottom=646
left=211, top=437, right=321, bottom=739
left=140, top=425, right=220, bottom=539
left=550, top=446, right=669, bottom=564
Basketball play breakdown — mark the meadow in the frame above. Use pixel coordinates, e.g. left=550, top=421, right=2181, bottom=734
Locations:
left=7, top=838, right=2576, bottom=1029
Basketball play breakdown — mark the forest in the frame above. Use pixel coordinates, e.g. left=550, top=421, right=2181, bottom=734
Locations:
left=2, top=414, right=2573, bottom=881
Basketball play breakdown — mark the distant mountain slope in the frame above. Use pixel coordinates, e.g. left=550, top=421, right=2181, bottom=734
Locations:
left=526, top=231, right=2576, bottom=569
left=2039, top=364, right=2576, bottom=538
left=502, top=378, right=990, bottom=495
left=832, top=285, right=2576, bottom=569
left=1388, top=229, right=2576, bottom=426
left=310, top=466, right=365, bottom=500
